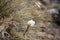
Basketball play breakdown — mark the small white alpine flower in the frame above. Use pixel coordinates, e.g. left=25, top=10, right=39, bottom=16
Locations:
left=23, top=20, right=35, bottom=35
left=27, top=19, right=35, bottom=26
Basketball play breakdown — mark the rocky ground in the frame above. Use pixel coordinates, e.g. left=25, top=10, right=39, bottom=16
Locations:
left=0, top=0, right=60, bottom=40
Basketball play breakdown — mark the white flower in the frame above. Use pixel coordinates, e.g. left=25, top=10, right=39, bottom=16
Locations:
left=27, top=20, right=35, bottom=26
left=48, top=8, right=59, bottom=14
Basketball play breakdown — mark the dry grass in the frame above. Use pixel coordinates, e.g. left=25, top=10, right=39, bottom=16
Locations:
left=0, top=0, right=60, bottom=40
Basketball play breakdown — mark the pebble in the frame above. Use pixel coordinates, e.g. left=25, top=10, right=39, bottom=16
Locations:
left=48, top=8, right=59, bottom=14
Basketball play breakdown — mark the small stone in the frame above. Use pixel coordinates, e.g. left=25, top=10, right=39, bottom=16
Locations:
left=48, top=8, right=59, bottom=14
left=48, top=22, right=51, bottom=25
